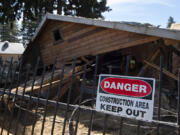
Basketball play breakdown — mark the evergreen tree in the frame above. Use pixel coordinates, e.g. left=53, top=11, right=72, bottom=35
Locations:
left=0, top=21, right=20, bottom=42
left=21, top=14, right=44, bottom=46
left=0, top=0, right=110, bottom=22
left=0, top=0, right=23, bottom=24
left=167, top=16, right=175, bottom=28
left=0, top=0, right=111, bottom=45
left=20, top=0, right=110, bottom=45
left=64, top=0, right=111, bottom=18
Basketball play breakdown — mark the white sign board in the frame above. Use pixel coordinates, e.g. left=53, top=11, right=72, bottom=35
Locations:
left=96, top=74, right=155, bottom=122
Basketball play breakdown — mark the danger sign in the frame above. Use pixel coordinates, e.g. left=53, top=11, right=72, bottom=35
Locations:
left=96, top=74, right=155, bottom=122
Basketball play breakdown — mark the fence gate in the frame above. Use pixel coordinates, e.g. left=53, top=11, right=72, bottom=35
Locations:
left=0, top=56, right=179, bottom=135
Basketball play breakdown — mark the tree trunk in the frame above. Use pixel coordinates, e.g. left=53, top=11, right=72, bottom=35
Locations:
left=57, top=0, right=63, bottom=15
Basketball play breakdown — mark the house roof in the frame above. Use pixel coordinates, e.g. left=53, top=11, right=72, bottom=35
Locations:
left=32, top=13, right=180, bottom=42
left=171, top=23, right=180, bottom=30
left=0, top=41, right=25, bottom=54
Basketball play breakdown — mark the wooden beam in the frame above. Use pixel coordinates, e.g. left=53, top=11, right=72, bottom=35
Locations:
left=137, top=49, right=160, bottom=76
left=170, top=45, right=180, bottom=57
left=81, top=56, right=91, bottom=65
left=4, top=66, right=92, bottom=99
left=144, top=60, right=178, bottom=81
left=93, top=37, right=159, bottom=56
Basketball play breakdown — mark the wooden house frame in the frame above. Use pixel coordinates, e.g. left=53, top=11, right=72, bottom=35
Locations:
left=23, top=13, right=180, bottom=73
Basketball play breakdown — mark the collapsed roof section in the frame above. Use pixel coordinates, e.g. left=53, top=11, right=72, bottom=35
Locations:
left=32, top=13, right=180, bottom=42
left=23, top=13, right=180, bottom=69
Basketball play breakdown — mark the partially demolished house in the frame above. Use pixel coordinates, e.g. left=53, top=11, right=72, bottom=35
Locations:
left=23, top=13, right=180, bottom=73
left=2, top=14, right=180, bottom=135
left=22, top=13, right=180, bottom=99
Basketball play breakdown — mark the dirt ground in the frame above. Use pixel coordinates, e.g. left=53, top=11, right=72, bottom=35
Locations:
left=0, top=106, right=110, bottom=135
left=0, top=100, right=178, bottom=135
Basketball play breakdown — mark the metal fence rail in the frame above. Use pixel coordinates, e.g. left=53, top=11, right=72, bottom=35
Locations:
left=0, top=56, right=179, bottom=135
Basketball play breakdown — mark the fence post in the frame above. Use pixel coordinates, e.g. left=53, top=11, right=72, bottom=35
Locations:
left=22, top=57, right=40, bottom=135
left=41, top=57, right=57, bottom=135
left=157, top=55, right=163, bottom=135
left=31, top=64, right=46, bottom=135
left=103, top=65, right=112, bottom=135
left=178, top=69, right=180, bottom=135
left=14, top=64, right=31, bottom=135
left=0, top=57, right=13, bottom=135
left=137, top=67, right=144, bottom=135
left=7, top=57, right=23, bottom=135
left=62, top=57, right=76, bottom=135
left=119, top=56, right=130, bottom=135
left=51, top=65, right=65, bottom=135
left=74, top=65, right=87, bottom=135
left=88, top=56, right=98, bottom=135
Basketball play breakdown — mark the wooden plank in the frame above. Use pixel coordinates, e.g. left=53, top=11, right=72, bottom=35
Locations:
left=164, top=39, right=179, bottom=46
left=150, top=49, right=161, bottom=61
left=61, top=23, right=78, bottom=31
left=65, top=26, right=97, bottom=41
left=61, top=29, right=115, bottom=53
left=40, top=28, right=112, bottom=62
left=80, top=56, right=95, bottom=66
left=61, top=32, right=151, bottom=59
left=42, top=29, right=118, bottom=63
left=40, top=26, right=126, bottom=65
left=137, top=49, right=160, bottom=76
left=62, top=23, right=89, bottom=37
left=47, top=27, right=120, bottom=54
left=7, top=66, right=91, bottom=98
left=61, top=31, right=148, bottom=56
left=93, top=37, right=159, bottom=55
left=93, top=36, right=159, bottom=55
left=55, top=36, right=158, bottom=64
left=68, top=27, right=105, bottom=43
left=144, top=60, right=178, bottom=81
left=81, top=57, right=90, bottom=64
left=59, top=31, right=129, bottom=60
left=170, top=45, right=180, bottom=57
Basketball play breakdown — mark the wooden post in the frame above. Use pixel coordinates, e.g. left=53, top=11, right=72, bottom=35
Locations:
left=168, top=46, right=173, bottom=72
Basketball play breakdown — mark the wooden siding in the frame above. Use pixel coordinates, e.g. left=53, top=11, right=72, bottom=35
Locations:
left=0, top=54, right=21, bottom=61
left=38, top=20, right=159, bottom=66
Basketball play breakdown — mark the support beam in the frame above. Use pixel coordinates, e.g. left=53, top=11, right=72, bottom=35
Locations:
left=144, top=60, right=178, bottom=81
left=137, top=49, right=160, bottom=76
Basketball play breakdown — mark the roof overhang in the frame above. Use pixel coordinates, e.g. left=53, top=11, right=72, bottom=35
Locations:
left=32, top=13, right=180, bottom=42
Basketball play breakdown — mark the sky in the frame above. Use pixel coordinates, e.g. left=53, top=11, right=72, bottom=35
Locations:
left=103, top=0, right=180, bottom=28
